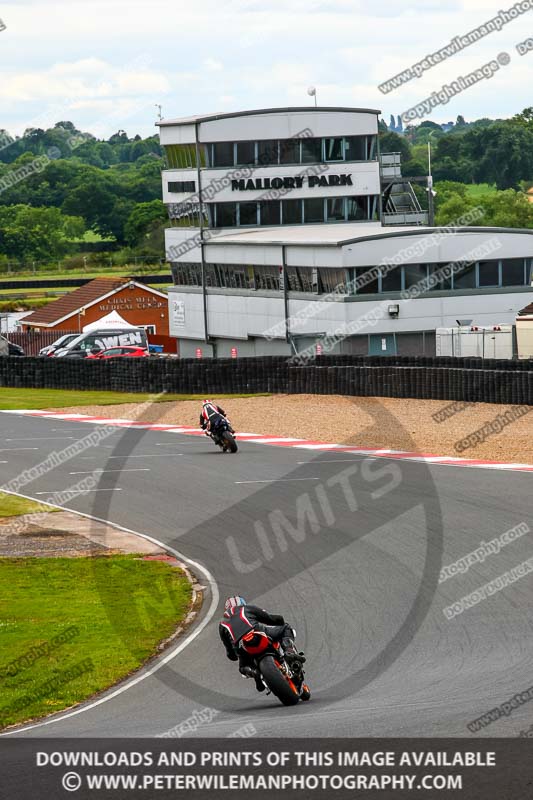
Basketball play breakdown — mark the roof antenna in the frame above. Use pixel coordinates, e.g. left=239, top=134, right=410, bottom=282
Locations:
left=155, top=104, right=162, bottom=121
left=307, top=86, right=317, bottom=107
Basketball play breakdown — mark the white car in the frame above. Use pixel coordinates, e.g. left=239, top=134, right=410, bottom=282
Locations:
left=39, top=333, right=80, bottom=356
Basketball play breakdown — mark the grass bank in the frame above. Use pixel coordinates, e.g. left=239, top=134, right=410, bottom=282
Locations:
left=0, top=492, right=58, bottom=517
left=0, top=555, right=192, bottom=729
left=0, top=388, right=270, bottom=410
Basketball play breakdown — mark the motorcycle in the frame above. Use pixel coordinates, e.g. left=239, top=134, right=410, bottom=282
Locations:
left=208, top=418, right=238, bottom=453
left=238, top=629, right=310, bottom=706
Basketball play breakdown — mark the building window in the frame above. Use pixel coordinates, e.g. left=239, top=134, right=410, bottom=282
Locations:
left=303, top=197, right=324, bottom=223
left=215, top=202, right=237, bottom=227
left=478, top=260, right=499, bottom=287
left=238, top=202, right=258, bottom=226
left=236, top=141, right=255, bottom=166
left=344, top=136, right=366, bottom=161
left=319, top=268, right=348, bottom=293
left=301, top=138, right=322, bottom=163
left=326, top=197, right=345, bottom=221
left=324, top=138, right=344, bottom=161
left=260, top=201, right=281, bottom=225
left=279, top=138, right=300, bottom=164
left=282, top=199, right=302, bottom=225
left=211, top=142, right=235, bottom=167
left=205, top=263, right=251, bottom=289
left=381, top=264, right=402, bottom=292
left=257, top=140, right=279, bottom=166
left=168, top=180, right=196, bottom=193
left=164, top=144, right=206, bottom=169
left=254, top=265, right=282, bottom=291
left=141, top=325, right=157, bottom=335
left=346, top=196, right=366, bottom=220
left=353, top=267, right=379, bottom=294
left=403, top=263, right=428, bottom=290
left=428, top=263, right=452, bottom=291
left=452, top=261, right=475, bottom=289
left=171, top=263, right=202, bottom=286
left=501, top=258, right=526, bottom=286
left=286, top=266, right=316, bottom=292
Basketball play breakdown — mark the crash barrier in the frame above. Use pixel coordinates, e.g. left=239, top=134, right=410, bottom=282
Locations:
left=1, top=354, right=533, bottom=405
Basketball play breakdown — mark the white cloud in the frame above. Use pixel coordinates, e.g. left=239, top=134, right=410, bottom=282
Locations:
left=0, top=0, right=531, bottom=137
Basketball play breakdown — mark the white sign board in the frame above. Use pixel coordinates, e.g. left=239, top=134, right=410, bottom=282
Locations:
left=171, top=298, right=186, bottom=328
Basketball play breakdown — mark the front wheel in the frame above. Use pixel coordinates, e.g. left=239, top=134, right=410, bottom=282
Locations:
left=222, top=431, right=238, bottom=453
left=259, top=656, right=300, bottom=706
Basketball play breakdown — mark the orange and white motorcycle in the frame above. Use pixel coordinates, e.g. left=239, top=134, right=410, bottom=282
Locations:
left=238, top=630, right=310, bottom=706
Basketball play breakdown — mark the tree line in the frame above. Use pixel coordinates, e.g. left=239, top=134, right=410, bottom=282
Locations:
left=0, top=110, right=532, bottom=264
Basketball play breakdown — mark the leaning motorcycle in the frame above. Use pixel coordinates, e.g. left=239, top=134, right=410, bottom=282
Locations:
left=209, top=418, right=238, bottom=453
left=239, top=630, right=310, bottom=706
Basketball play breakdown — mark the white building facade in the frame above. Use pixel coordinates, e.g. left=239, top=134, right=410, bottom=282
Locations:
left=159, top=107, right=533, bottom=358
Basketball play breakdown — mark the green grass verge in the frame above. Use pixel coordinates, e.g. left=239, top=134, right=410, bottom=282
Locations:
left=0, top=555, right=192, bottom=729
left=0, top=388, right=270, bottom=410
left=0, top=492, right=59, bottom=518
left=465, top=183, right=497, bottom=198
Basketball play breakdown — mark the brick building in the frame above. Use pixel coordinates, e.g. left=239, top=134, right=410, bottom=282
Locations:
left=22, top=277, right=170, bottom=336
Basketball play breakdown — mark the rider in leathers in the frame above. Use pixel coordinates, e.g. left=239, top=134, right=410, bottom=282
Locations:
left=219, top=596, right=303, bottom=692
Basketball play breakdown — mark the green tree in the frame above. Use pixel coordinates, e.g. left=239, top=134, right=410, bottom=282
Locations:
left=0, top=205, right=84, bottom=261
left=124, top=200, right=167, bottom=247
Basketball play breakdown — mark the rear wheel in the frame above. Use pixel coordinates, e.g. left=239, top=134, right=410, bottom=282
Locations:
left=222, top=431, right=238, bottom=453
left=259, top=656, right=300, bottom=706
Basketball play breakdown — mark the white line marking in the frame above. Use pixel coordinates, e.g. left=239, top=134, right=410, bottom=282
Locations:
left=69, top=469, right=151, bottom=475
left=0, top=489, right=218, bottom=736
left=235, top=477, right=320, bottom=484
left=0, top=447, right=39, bottom=452
left=35, top=488, right=123, bottom=495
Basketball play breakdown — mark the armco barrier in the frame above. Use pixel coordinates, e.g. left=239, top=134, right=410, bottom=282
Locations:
left=0, top=356, right=532, bottom=405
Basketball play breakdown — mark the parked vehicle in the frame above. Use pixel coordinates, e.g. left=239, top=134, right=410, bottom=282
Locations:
left=39, top=333, right=79, bottom=356
left=86, top=346, right=148, bottom=359
left=8, top=341, right=24, bottom=356
left=238, top=629, right=310, bottom=706
left=53, top=327, right=148, bottom=358
left=0, top=336, right=24, bottom=356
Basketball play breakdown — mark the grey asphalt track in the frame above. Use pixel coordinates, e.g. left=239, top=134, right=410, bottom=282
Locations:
left=1, top=411, right=532, bottom=739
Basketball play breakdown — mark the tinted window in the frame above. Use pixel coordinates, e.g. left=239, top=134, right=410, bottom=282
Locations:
left=301, top=138, right=322, bottom=163
left=260, top=201, right=281, bottom=225
left=478, top=260, right=499, bottom=287
left=381, top=264, right=402, bottom=292
left=403, top=264, right=428, bottom=289
left=346, top=197, right=366, bottom=220
left=257, top=140, right=279, bottom=166
left=212, top=142, right=234, bottom=167
left=216, top=203, right=237, bottom=227
left=303, top=198, right=324, bottom=223
left=344, top=136, right=366, bottom=161
left=326, top=198, right=345, bottom=221
left=501, top=258, right=526, bottom=286
left=239, top=202, right=258, bottom=226
left=428, top=263, right=452, bottom=290
left=324, top=138, right=343, bottom=161
left=279, top=138, right=300, bottom=164
left=236, top=141, right=255, bottom=165
left=282, top=199, right=302, bottom=224
left=354, top=267, right=379, bottom=294
left=452, top=261, right=475, bottom=289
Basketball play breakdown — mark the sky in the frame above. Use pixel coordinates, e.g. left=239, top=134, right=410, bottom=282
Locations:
left=1, top=0, right=532, bottom=139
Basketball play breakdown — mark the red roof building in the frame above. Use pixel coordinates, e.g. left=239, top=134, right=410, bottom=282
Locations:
left=21, top=277, right=169, bottom=336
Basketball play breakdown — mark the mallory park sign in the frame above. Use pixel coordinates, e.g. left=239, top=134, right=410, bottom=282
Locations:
left=231, top=174, right=353, bottom=191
